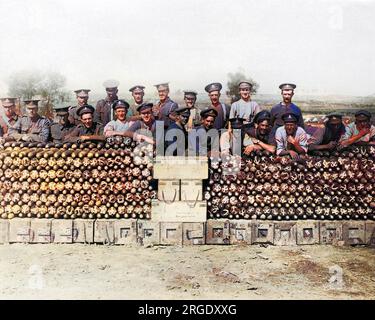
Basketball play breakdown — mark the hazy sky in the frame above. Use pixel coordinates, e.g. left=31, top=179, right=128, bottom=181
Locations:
left=0, top=0, right=374, bottom=97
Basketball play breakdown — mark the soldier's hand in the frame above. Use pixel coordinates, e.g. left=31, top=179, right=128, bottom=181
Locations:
left=359, top=127, right=370, bottom=137
left=21, top=135, right=32, bottom=142
left=138, top=134, right=154, bottom=145
left=287, top=135, right=296, bottom=145
left=327, top=141, right=337, bottom=149
left=289, top=150, right=299, bottom=160
left=244, top=145, right=255, bottom=155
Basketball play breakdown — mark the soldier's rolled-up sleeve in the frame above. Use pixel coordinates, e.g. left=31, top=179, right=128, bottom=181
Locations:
left=275, top=128, right=285, bottom=155
left=297, top=130, right=308, bottom=153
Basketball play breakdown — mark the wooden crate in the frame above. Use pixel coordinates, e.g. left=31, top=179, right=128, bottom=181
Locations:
left=9, top=218, right=31, bottom=243
left=160, top=222, right=183, bottom=245
left=182, top=223, right=205, bottom=245
left=320, top=222, right=343, bottom=245
left=151, top=200, right=207, bottom=222
left=30, top=219, right=52, bottom=243
left=51, top=219, right=73, bottom=243
left=251, top=222, right=274, bottom=245
left=72, top=219, right=94, bottom=244
left=229, top=220, right=252, bottom=245
left=205, top=219, right=230, bottom=245
left=296, top=221, right=320, bottom=245
left=137, top=220, right=160, bottom=246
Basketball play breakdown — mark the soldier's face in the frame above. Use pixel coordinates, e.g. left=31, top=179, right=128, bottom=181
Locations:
left=257, top=120, right=271, bottom=135
left=77, top=96, right=88, bottom=106
left=179, top=112, right=190, bottom=126
left=355, top=117, right=370, bottom=130
left=4, top=105, right=15, bottom=117
left=27, top=107, right=38, bottom=118
left=158, top=88, right=169, bottom=101
left=328, top=118, right=342, bottom=131
left=208, top=91, right=220, bottom=104
left=140, top=108, right=153, bottom=124
left=184, top=96, right=196, bottom=108
left=115, top=108, right=127, bottom=121
left=285, top=122, right=297, bottom=135
left=132, top=91, right=144, bottom=104
left=106, top=88, right=118, bottom=100
left=239, top=87, right=251, bottom=100
left=81, top=113, right=93, bottom=128
left=203, top=116, right=215, bottom=130
left=281, top=89, right=294, bottom=103
left=57, top=113, right=69, bottom=125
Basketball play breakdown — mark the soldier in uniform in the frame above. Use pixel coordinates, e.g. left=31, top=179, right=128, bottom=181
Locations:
left=243, top=110, right=275, bottom=155
left=66, top=105, right=104, bottom=142
left=204, top=82, right=230, bottom=130
left=68, top=89, right=90, bottom=125
left=270, top=83, right=304, bottom=139
left=220, top=117, right=246, bottom=156
left=0, top=97, right=21, bottom=140
left=183, top=90, right=201, bottom=131
left=128, top=85, right=145, bottom=117
left=308, top=112, right=346, bottom=151
left=104, top=99, right=135, bottom=137
left=9, top=99, right=50, bottom=143
left=229, top=81, right=261, bottom=126
left=165, top=107, right=191, bottom=155
left=152, top=82, right=178, bottom=129
left=50, top=105, right=76, bottom=143
left=95, top=79, right=120, bottom=127
left=339, top=110, right=375, bottom=147
left=126, top=102, right=157, bottom=144
left=275, top=112, right=308, bottom=160
left=188, top=108, right=219, bottom=156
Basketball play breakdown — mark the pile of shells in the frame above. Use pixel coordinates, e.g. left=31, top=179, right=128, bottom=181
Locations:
left=0, top=137, right=156, bottom=219
left=205, top=146, right=375, bottom=221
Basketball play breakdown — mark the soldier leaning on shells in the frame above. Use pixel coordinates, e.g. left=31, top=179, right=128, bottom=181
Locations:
left=220, top=117, right=246, bottom=156
left=103, top=100, right=135, bottom=137
left=8, top=99, right=51, bottom=143
left=243, top=110, right=276, bottom=155
left=188, top=108, right=220, bottom=157
left=0, top=97, right=22, bottom=142
left=50, top=104, right=76, bottom=143
left=275, top=112, right=308, bottom=160
left=339, top=110, right=375, bottom=148
left=308, top=112, right=346, bottom=152
left=126, top=102, right=157, bottom=144
left=65, top=104, right=104, bottom=142
left=165, top=106, right=191, bottom=155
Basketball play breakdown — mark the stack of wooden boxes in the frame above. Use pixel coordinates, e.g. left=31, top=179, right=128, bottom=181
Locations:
left=149, top=156, right=208, bottom=245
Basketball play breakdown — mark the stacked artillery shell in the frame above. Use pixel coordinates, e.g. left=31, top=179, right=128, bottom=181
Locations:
left=0, top=137, right=156, bottom=219
left=205, top=146, right=375, bottom=221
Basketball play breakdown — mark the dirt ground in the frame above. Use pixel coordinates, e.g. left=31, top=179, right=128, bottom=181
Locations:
left=0, top=243, right=374, bottom=300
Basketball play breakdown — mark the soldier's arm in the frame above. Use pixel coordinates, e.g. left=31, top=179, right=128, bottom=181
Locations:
left=63, top=126, right=80, bottom=143
left=94, top=100, right=103, bottom=123
left=29, top=119, right=51, bottom=143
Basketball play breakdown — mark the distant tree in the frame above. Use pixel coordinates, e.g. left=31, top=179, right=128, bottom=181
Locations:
left=7, top=70, right=71, bottom=118
left=226, top=71, right=259, bottom=103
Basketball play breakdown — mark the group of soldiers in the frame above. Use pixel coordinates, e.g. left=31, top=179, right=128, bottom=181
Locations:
left=0, top=79, right=374, bottom=158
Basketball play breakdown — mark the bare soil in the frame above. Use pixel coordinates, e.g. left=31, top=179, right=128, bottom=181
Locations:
left=0, top=243, right=374, bottom=300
